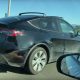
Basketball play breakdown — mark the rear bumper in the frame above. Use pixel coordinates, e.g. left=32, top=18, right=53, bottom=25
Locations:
left=0, top=39, right=32, bottom=67
left=0, top=50, right=26, bottom=67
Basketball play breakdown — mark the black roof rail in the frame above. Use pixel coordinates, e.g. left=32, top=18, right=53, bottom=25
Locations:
left=19, top=12, right=46, bottom=16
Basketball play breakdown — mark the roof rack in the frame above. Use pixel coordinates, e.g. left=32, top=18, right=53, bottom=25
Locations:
left=19, top=12, right=46, bottom=16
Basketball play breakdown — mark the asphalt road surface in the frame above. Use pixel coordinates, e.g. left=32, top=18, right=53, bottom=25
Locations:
left=0, top=63, right=76, bottom=80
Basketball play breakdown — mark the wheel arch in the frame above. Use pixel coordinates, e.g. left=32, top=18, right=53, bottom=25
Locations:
left=23, top=43, right=50, bottom=66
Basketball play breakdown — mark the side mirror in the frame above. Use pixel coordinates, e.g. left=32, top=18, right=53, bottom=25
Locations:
left=70, top=31, right=79, bottom=38
left=56, top=53, right=80, bottom=79
left=74, top=31, right=79, bottom=36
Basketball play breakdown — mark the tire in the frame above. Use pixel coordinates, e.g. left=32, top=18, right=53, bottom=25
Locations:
left=25, top=47, right=47, bottom=75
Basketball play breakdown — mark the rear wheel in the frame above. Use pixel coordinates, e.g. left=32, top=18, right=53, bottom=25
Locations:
left=25, top=47, right=47, bottom=74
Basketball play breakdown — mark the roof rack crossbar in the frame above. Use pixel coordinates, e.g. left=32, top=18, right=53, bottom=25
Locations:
left=19, top=12, right=46, bottom=16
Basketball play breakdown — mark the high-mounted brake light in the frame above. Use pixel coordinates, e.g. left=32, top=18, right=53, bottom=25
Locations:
left=9, top=30, right=24, bottom=37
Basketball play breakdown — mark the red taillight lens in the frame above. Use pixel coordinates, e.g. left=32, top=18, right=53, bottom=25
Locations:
left=0, top=30, right=24, bottom=37
left=9, top=30, right=24, bottom=37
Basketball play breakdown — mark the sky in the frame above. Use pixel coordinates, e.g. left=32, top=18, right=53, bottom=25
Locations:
left=0, top=0, right=80, bottom=25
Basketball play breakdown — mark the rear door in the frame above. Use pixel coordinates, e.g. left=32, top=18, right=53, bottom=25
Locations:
left=49, top=17, right=65, bottom=61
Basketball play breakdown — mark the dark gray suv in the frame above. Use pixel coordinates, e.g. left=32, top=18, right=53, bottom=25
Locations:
left=0, top=12, right=79, bottom=74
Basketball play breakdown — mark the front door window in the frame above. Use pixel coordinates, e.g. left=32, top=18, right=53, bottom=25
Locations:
left=59, top=19, right=74, bottom=34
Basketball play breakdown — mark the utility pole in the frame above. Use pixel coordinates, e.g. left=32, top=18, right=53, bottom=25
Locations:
left=8, top=0, right=11, bottom=16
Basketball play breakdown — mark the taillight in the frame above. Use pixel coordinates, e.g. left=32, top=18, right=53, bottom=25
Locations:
left=0, top=30, right=24, bottom=37
left=9, top=30, right=24, bottom=37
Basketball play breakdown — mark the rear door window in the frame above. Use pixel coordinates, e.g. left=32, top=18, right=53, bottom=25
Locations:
left=29, top=17, right=57, bottom=31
